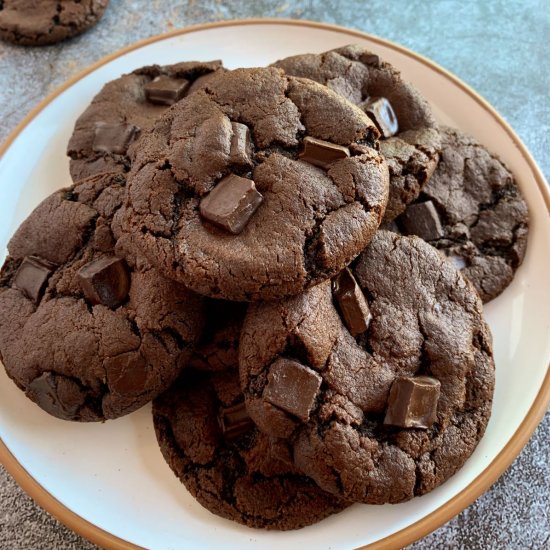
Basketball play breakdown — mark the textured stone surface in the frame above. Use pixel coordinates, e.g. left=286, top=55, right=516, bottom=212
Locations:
left=0, top=0, right=548, bottom=548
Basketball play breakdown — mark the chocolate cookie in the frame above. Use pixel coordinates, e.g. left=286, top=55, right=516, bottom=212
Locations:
left=394, top=126, right=529, bottom=302
left=0, top=0, right=108, bottom=46
left=153, top=367, right=349, bottom=529
left=188, top=299, right=247, bottom=372
left=67, top=60, right=224, bottom=182
left=0, top=172, right=205, bottom=421
left=240, top=230, right=494, bottom=504
left=272, top=45, right=441, bottom=222
left=119, top=67, right=389, bottom=301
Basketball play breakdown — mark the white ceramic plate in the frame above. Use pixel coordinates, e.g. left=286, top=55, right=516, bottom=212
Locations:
left=1, top=20, right=549, bottom=550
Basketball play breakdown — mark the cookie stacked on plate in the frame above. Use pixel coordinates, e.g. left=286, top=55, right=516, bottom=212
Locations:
left=0, top=45, right=529, bottom=530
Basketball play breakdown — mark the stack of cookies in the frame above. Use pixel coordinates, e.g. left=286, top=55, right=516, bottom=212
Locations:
left=0, top=45, right=529, bottom=530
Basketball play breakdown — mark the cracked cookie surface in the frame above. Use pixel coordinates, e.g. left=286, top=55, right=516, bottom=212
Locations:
left=272, top=45, right=441, bottom=222
left=239, top=230, right=494, bottom=504
left=394, top=126, right=529, bottom=303
left=0, top=172, right=204, bottom=421
left=0, top=0, right=109, bottom=46
left=119, top=67, right=389, bottom=301
left=153, top=367, right=349, bottom=530
left=67, top=60, right=224, bottom=182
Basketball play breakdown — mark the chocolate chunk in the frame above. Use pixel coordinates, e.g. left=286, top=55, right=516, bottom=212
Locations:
left=398, top=201, right=444, bottom=241
left=299, top=136, right=350, bottom=169
left=263, top=358, right=322, bottom=422
left=332, top=268, right=372, bottom=337
left=200, top=174, right=263, bottom=234
left=362, top=97, right=399, bottom=138
left=230, top=122, right=253, bottom=167
left=359, top=52, right=381, bottom=67
left=13, top=256, right=55, bottom=303
left=144, top=76, right=190, bottom=105
left=217, top=401, right=254, bottom=440
left=26, top=372, right=83, bottom=420
left=93, top=122, right=140, bottom=155
left=384, top=376, right=441, bottom=429
left=77, top=256, right=130, bottom=308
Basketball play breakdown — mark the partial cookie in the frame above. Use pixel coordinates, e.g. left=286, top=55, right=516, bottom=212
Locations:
left=272, top=45, right=441, bottom=222
left=153, top=368, right=349, bottom=530
left=0, top=172, right=205, bottom=421
left=67, top=60, right=224, bottom=182
left=0, top=0, right=108, bottom=46
left=120, top=67, right=389, bottom=301
left=240, top=230, right=494, bottom=504
left=188, top=299, right=247, bottom=372
left=394, top=126, right=529, bottom=302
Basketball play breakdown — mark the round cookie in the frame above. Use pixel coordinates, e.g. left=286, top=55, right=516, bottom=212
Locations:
left=0, top=0, right=108, bottom=46
left=67, top=60, right=224, bottom=182
left=120, top=66, right=389, bottom=301
left=153, top=367, right=349, bottom=530
left=239, top=230, right=494, bottom=504
left=394, top=126, right=529, bottom=303
left=272, top=45, right=441, bottom=222
left=0, top=172, right=205, bottom=421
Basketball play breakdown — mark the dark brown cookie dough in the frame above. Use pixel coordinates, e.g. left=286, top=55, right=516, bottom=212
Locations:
left=119, top=67, right=389, bottom=301
left=0, top=172, right=205, bottom=421
left=153, top=368, right=348, bottom=530
left=187, top=299, right=247, bottom=372
left=272, top=45, right=441, bottom=222
left=67, top=60, right=224, bottom=182
left=0, top=0, right=108, bottom=46
left=394, top=126, right=529, bottom=302
left=240, top=231, right=494, bottom=504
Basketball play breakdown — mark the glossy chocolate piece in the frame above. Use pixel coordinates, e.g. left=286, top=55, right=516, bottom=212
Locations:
left=77, top=256, right=130, bottom=308
left=200, top=174, right=263, bottom=234
left=27, top=372, right=80, bottom=420
left=384, top=376, right=441, bottom=429
left=218, top=401, right=254, bottom=440
left=399, top=200, right=444, bottom=241
left=144, top=75, right=190, bottom=105
left=264, top=358, right=322, bottom=422
left=332, top=268, right=372, bottom=337
left=93, top=122, right=140, bottom=155
left=13, top=256, right=55, bottom=303
left=359, top=52, right=381, bottom=67
left=299, top=136, right=350, bottom=170
left=230, top=122, right=253, bottom=167
left=362, top=97, right=399, bottom=138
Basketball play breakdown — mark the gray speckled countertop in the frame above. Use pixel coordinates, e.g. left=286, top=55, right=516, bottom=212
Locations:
left=0, top=1, right=548, bottom=549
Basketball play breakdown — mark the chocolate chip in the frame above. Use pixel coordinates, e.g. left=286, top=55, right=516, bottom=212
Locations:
left=362, top=97, right=399, bottom=138
left=26, top=372, right=84, bottom=420
left=230, top=122, right=253, bottom=167
left=332, top=268, right=372, bottom=337
left=384, top=376, right=441, bottom=429
left=13, top=256, right=56, bottom=303
left=299, top=136, right=350, bottom=169
left=263, top=358, right=322, bottom=422
left=398, top=201, right=444, bottom=241
left=218, top=401, right=254, bottom=440
left=359, top=52, right=381, bottom=67
left=144, top=75, right=190, bottom=105
left=199, top=174, right=263, bottom=234
left=77, top=256, right=130, bottom=308
left=92, top=122, right=140, bottom=155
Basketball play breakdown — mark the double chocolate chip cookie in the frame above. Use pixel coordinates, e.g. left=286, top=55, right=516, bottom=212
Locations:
left=153, top=367, right=349, bottom=529
left=68, top=60, right=224, bottom=182
left=273, top=45, right=441, bottom=222
left=119, top=67, right=390, bottom=301
left=0, top=172, right=204, bottom=421
left=395, top=126, right=529, bottom=302
left=0, top=0, right=109, bottom=46
left=240, top=230, right=494, bottom=503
